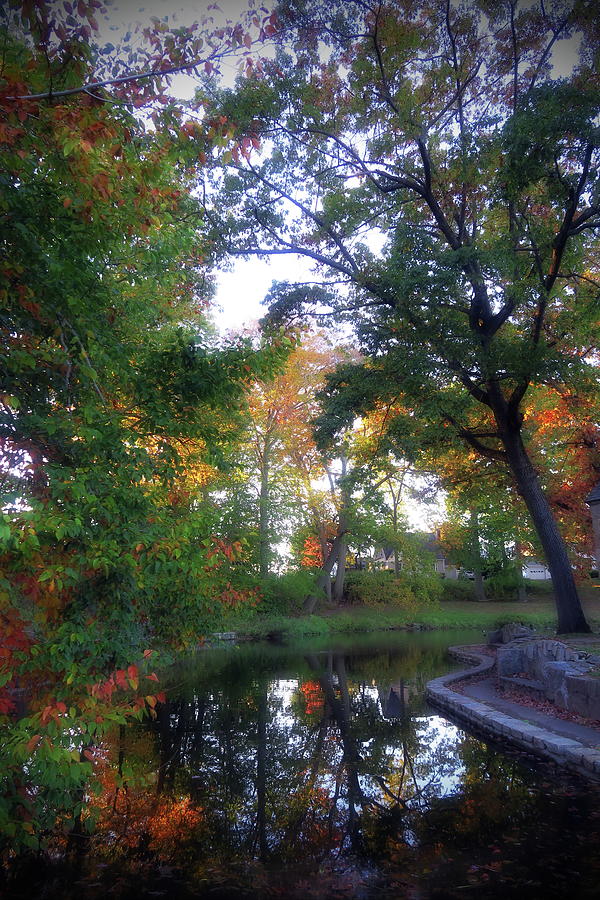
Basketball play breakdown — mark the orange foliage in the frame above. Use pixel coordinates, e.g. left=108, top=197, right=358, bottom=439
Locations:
left=91, top=754, right=207, bottom=861
left=301, top=534, right=323, bottom=568
left=525, top=388, right=600, bottom=559
left=300, top=680, right=325, bottom=716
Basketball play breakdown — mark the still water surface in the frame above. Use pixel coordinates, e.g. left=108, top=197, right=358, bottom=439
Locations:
left=10, top=630, right=600, bottom=898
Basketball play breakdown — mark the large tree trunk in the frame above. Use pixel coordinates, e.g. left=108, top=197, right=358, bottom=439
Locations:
left=501, top=426, right=590, bottom=633
left=333, top=533, right=347, bottom=603
left=332, top=456, right=350, bottom=603
left=304, top=533, right=345, bottom=614
left=317, top=520, right=332, bottom=601
left=259, top=446, right=271, bottom=580
left=515, top=541, right=528, bottom=602
left=474, top=570, right=486, bottom=602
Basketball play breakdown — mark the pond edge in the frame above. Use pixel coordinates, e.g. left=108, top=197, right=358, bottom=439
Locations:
left=426, top=646, right=600, bottom=782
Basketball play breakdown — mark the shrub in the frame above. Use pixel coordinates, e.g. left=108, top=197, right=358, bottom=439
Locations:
left=257, top=569, right=318, bottom=616
left=486, top=572, right=554, bottom=600
left=345, top=570, right=441, bottom=611
left=484, top=570, right=524, bottom=600
left=440, top=578, right=475, bottom=601
left=524, top=577, right=554, bottom=594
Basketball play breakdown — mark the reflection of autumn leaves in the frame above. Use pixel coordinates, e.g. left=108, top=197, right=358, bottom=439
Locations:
left=132, top=796, right=205, bottom=857
left=299, top=680, right=325, bottom=716
left=91, top=758, right=207, bottom=862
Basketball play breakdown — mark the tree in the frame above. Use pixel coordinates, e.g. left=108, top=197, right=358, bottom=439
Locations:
left=208, top=328, right=347, bottom=579
left=199, top=0, right=600, bottom=632
left=0, top=14, right=292, bottom=849
left=352, top=410, right=420, bottom=576
left=524, top=384, right=600, bottom=568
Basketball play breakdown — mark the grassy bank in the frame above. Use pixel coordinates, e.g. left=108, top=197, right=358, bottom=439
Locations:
left=227, top=594, right=600, bottom=643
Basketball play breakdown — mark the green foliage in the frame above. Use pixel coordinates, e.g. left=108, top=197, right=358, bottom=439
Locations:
left=484, top=569, right=527, bottom=601
left=203, top=0, right=599, bottom=633
left=258, top=569, right=318, bottom=616
left=345, top=570, right=441, bottom=611
left=0, top=27, right=288, bottom=855
left=440, top=578, right=476, bottom=602
left=523, top=577, right=555, bottom=595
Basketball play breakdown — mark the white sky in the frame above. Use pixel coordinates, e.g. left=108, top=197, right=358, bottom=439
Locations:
left=212, top=256, right=317, bottom=331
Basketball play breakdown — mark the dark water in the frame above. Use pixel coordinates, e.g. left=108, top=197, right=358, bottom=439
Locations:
left=6, top=630, right=600, bottom=898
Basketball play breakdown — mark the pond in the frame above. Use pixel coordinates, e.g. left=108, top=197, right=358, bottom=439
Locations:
left=4, top=629, right=600, bottom=898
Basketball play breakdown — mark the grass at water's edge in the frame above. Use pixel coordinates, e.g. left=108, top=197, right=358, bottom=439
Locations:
left=227, top=596, right=600, bottom=643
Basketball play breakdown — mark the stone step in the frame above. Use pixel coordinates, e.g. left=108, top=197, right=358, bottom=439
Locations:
left=498, top=674, right=546, bottom=697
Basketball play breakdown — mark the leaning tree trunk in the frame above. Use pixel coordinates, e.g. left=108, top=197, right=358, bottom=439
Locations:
left=501, top=426, right=590, bottom=633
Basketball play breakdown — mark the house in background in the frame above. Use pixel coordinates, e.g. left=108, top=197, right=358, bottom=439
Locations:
left=421, top=531, right=460, bottom=579
left=372, top=545, right=396, bottom=571
left=521, top=560, right=552, bottom=580
left=372, top=533, right=459, bottom=578
left=372, top=533, right=554, bottom=581
left=586, top=481, right=600, bottom=574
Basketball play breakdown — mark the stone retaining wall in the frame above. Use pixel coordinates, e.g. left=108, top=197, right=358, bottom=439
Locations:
left=497, top=639, right=600, bottom=719
left=426, top=646, right=600, bottom=782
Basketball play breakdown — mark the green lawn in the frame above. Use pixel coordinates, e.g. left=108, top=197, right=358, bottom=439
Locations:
left=230, top=591, right=600, bottom=642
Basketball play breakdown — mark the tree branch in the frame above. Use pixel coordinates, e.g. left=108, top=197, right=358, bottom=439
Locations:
left=444, top=414, right=507, bottom=462
left=4, top=54, right=225, bottom=102
left=545, top=141, right=594, bottom=295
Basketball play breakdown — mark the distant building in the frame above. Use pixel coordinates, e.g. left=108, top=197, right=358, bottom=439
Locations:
left=372, top=532, right=459, bottom=578
left=586, top=481, right=600, bottom=573
left=521, top=560, right=551, bottom=580
left=372, top=545, right=396, bottom=570
left=421, top=531, right=459, bottom=579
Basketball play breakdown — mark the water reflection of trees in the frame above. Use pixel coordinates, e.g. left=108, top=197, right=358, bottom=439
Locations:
left=87, top=647, right=450, bottom=871
left=10, top=644, right=600, bottom=898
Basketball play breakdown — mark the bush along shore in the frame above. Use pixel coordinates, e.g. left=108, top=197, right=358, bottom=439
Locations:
left=222, top=596, right=600, bottom=645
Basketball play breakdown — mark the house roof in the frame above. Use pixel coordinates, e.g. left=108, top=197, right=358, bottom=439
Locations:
left=586, top=481, right=600, bottom=505
left=420, top=532, right=445, bottom=558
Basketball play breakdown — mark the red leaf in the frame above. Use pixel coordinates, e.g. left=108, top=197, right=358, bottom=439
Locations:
left=26, top=734, right=42, bottom=753
left=146, top=672, right=159, bottom=682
